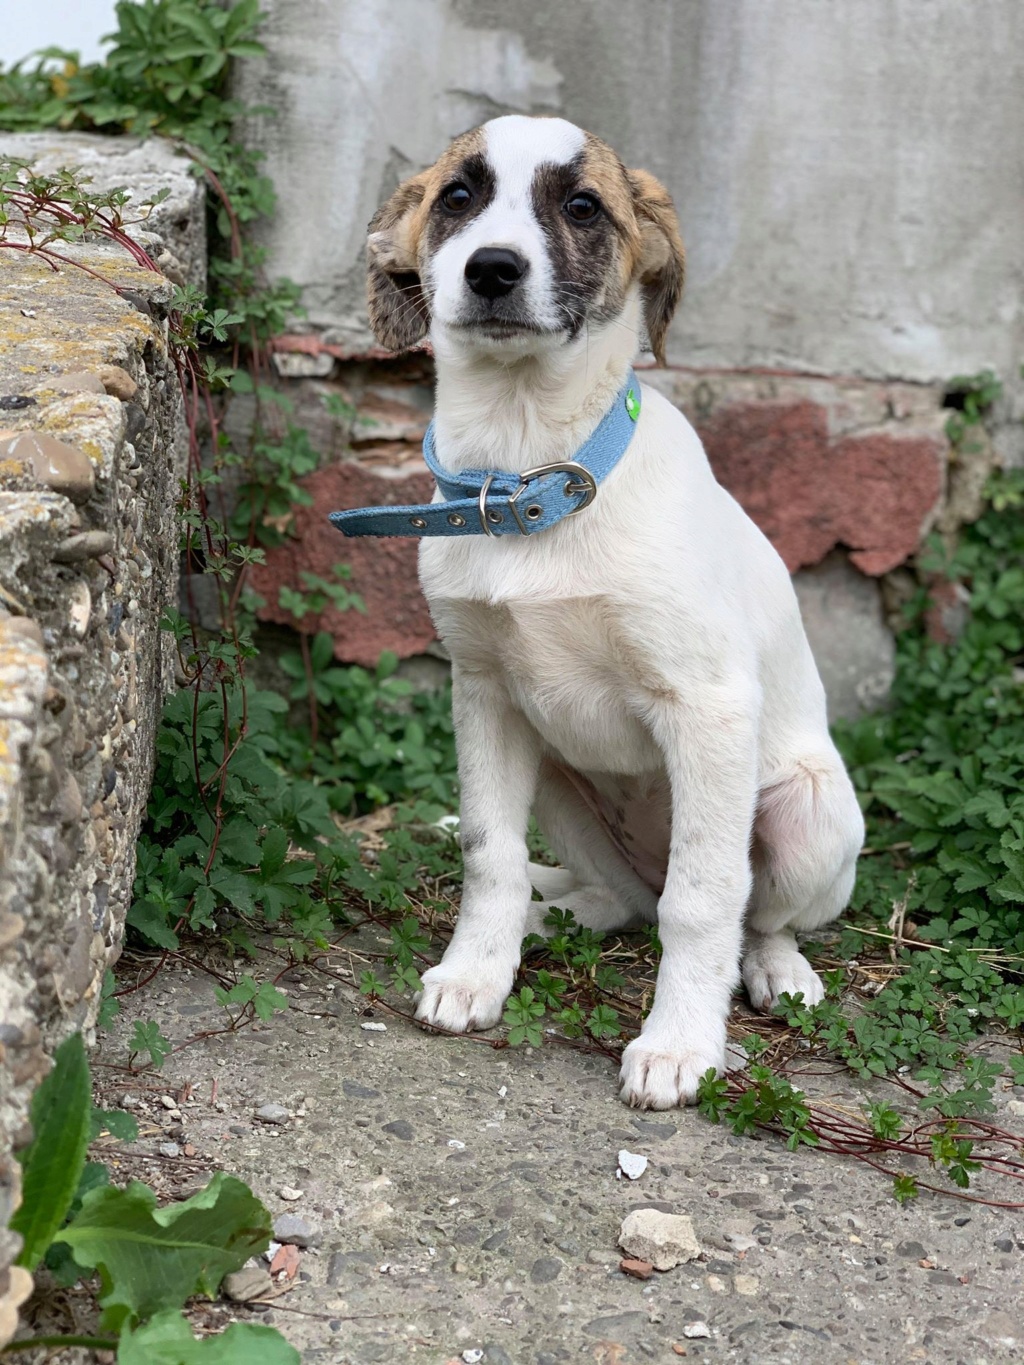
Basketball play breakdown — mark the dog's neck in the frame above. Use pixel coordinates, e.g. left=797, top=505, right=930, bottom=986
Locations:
left=429, top=294, right=641, bottom=475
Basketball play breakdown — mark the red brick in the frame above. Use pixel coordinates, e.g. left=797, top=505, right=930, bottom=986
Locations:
left=698, top=399, right=944, bottom=575
left=253, top=389, right=945, bottom=663
left=248, top=459, right=436, bottom=665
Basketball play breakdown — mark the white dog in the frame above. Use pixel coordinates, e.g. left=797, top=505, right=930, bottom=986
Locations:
left=356, top=114, right=864, bottom=1109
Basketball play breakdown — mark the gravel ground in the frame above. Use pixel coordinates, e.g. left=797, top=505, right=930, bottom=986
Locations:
left=92, top=947, right=1024, bottom=1365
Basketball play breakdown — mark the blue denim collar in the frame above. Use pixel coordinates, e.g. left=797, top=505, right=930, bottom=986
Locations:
left=330, top=370, right=641, bottom=539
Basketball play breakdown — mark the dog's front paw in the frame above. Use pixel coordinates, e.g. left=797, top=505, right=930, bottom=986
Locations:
left=618, top=1033, right=725, bottom=1110
left=415, top=962, right=511, bottom=1033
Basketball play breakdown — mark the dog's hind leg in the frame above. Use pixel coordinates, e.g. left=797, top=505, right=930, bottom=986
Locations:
left=524, top=760, right=659, bottom=937
left=527, top=862, right=579, bottom=901
left=743, top=752, right=864, bottom=1011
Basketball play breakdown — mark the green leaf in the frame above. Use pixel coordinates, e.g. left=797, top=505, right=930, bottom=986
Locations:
left=117, top=1309, right=298, bottom=1365
left=129, top=1020, right=171, bottom=1071
left=55, top=1172, right=272, bottom=1332
left=99, top=969, right=121, bottom=1028
left=892, top=1174, right=919, bottom=1204
left=11, top=1033, right=92, bottom=1271
left=91, top=1106, right=140, bottom=1143
left=127, top=900, right=181, bottom=950
left=252, top=981, right=288, bottom=1021
left=260, top=826, right=290, bottom=877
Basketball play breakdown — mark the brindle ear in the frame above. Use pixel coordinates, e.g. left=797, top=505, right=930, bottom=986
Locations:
left=627, top=169, right=685, bottom=366
left=366, top=172, right=432, bottom=352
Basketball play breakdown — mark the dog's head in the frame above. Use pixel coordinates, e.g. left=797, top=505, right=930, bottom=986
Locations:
left=366, top=115, right=685, bottom=364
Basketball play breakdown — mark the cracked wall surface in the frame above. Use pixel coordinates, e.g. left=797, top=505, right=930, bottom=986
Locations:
left=0, top=134, right=204, bottom=1344
left=236, top=0, right=1024, bottom=393
left=232, top=0, right=1022, bottom=714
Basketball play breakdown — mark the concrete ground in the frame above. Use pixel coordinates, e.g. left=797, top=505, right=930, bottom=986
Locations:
left=92, top=939, right=1024, bottom=1365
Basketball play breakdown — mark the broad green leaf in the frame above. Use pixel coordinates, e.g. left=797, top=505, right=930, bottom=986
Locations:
left=260, top=826, right=290, bottom=878
left=12, top=1033, right=92, bottom=1271
left=118, top=1309, right=298, bottom=1365
left=215, top=817, right=263, bottom=867
left=127, top=899, right=181, bottom=949
left=55, top=1172, right=272, bottom=1331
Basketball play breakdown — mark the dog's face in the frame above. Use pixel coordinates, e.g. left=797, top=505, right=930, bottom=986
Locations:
left=367, top=116, right=685, bottom=363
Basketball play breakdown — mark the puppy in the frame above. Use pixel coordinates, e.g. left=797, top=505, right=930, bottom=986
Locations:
left=362, top=115, right=864, bottom=1109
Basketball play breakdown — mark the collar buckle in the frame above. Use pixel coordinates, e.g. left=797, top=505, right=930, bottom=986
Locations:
left=506, top=460, right=598, bottom=535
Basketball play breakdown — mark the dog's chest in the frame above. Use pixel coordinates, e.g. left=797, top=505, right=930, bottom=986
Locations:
left=434, top=595, right=666, bottom=773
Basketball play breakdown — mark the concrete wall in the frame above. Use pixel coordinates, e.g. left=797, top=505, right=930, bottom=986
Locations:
left=0, top=134, right=203, bottom=1345
left=238, top=0, right=1024, bottom=387
left=233, top=0, right=1021, bottom=718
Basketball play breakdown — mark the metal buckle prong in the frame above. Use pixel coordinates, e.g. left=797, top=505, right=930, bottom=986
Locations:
left=507, top=460, right=597, bottom=535
left=478, top=474, right=497, bottom=536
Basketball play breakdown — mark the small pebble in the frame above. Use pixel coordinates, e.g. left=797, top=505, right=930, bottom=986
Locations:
left=620, top=1258, right=654, bottom=1280
left=382, top=1120, right=414, bottom=1141
left=530, top=1257, right=563, bottom=1284
left=158, top=1142, right=180, bottom=1158
left=98, top=365, right=138, bottom=400
left=462, top=1352, right=484, bottom=1365
left=256, top=1103, right=290, bottom=1124
left=682, top=1323, right=711, bottom=1339
left=51, top=531, right=115, bottom=563
left=159, top=1095, right=177, bottom=1110
left=278, top=1186, right=303, bottom=1201
left=619, top=1208, right=701, bottom=1270
left=1, top=431, right=96, bottom=504
left=222, top=1267, right=272, bottom=1303
left=618, top=1149, right=648, bottom=1181
left=273, top=1213, right=318, bottom=1247
left=360, top=1022, right=387, bottom=1032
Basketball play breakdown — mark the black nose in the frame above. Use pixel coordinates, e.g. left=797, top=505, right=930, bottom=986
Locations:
left=464, top=247, right=527, bottom=300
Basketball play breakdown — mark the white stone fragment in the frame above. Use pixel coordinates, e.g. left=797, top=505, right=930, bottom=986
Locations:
left=683, top=1321, right=711, bottom=1339
left=618, top=1208, right=701, bottom=1271
left=617, top=1149, right=648, bottom=1181
left=723, top=1232, right=758, bottom=1252
left=360, top=1021, right=387, bottom=1032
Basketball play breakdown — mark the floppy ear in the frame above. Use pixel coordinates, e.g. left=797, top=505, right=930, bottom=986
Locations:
left=366, top=172, right=432, bottom=351
left=626, top=169, right=686, bottom=366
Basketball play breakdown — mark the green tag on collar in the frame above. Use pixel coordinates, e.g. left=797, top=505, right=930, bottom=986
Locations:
left=625, top=387, right=641, bottom=422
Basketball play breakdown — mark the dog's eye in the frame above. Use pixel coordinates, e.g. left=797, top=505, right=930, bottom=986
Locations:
left=564, top=192, right=601, bottom=223
left=440, top=182, right=473, bottom=213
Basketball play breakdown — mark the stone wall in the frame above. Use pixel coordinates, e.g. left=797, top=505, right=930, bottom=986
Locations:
left=0, top=134, right=204, bottom=1343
